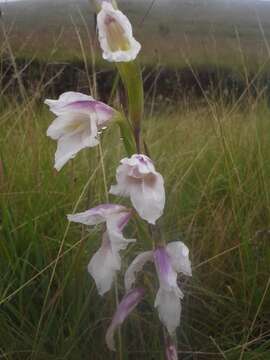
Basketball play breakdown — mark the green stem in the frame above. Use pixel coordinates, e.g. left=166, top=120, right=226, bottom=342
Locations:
left=117, top=62, right=144, bottom=153
left=116, top=114, right=137, bottom=156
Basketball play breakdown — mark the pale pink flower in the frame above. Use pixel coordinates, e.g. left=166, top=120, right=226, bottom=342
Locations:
left=105, top=288, right=145, bottom=351
left=110, top=154, right=165, bottom=224
left=68, top=204, right=135, bottom=295
left=45, top=92, right=115, bottom=170
left=97, top=2, right=141, bottom=62
left=124, top=241, right=192, bottom=334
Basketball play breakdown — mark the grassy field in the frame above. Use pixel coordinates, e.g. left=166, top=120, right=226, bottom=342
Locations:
left=1, top=1, right=270, bottom=358
left=1, top=91, right=270, bottom=358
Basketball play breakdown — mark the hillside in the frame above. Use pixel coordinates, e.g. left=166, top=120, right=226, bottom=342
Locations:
left=1, top=0, right=270, bottom=66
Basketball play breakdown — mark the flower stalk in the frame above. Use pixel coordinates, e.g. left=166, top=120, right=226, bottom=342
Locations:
left=116, top=61, right=144, bottom=152
left=45, top=0, right=193, bottom=358
left=115, top=113, right=137, bottom=156
left=92, top=0, right=144, bottom=153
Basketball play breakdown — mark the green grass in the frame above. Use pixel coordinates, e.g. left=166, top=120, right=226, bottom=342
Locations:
left=0, top=95, right=270, bottom=359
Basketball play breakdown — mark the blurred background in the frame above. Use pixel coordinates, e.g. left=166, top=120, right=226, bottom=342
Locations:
left=2, top=0, right=270, bottom=65
left=2, top=0, right=270, bottom=101
left=1, top=1, right=270, bottom=359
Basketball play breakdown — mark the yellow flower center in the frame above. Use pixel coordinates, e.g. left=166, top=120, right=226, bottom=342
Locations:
left=105, top=15, right=131, bottom=52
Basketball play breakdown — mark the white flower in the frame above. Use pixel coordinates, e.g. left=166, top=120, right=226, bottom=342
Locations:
left=68, top=204, right=135, bottom=295
left=124, top=241, right=192, bottom=334
left=97, top=1, right=141, bottom=62
left=45, top=92, right=115, bottom=171
left=110, top=154, right=165, bottom=224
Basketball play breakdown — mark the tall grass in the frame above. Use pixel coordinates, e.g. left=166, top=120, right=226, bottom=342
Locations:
left=1, top=95, right=270, bottom=359
left=1, top=5, right=270, bottom=358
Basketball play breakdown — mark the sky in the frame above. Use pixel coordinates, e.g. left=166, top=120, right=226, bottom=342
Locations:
left=0, top=0, right=24, bottom=2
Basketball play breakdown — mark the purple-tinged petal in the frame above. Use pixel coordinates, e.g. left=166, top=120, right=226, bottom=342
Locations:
left=95, top=102, right=116, bottom=126
left=67, top=204, right=129, bottom=226
left=116, top=210, right=132, bottom=231
left=154, top=246, right=183, bottom=334
left=45, top=93, right=114, bottom=125
left=63, top=100, right=115, bottom=126
left=165, top=336, right=178, bottom=360
left=45, top=92, right=94, bottom=115
left=110, top=154, right=165, bottom=224
left=60, top=100, right=99, bottom=114
left=105, top=288, right=145, bottom=351
left=154, top=247, right=182, bottom=296
left=124, top=251, right=153, bottom=291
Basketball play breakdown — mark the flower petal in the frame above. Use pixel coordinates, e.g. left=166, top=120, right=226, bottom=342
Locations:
left=45, top=92, right=94, bottom=115
left=110, top=154, right=165, bottom=224
left=45, top=92, right=115, bottom=170
left=154, top=247, right=183, bottom=297
left=109, top=162, right=133, bottom=197
left=129, top=173, right=165, bottom=224
left=166, top=241, right=192, bottom=276
left=94, top=102, right=116, bottom=126
left=53, top=119, right=99, bottom=171
left=67, top=204, right=128, bottom=226
left=155, top=288, right=182, bottom=335
left=108, top=229, right=135, bottom=254
left=154, top=246, right=184, bottom=334
left=105, top=288, right=145, bottom=350
left=125, top=154, right=156, bottom=175
left=69, top=205, right=135, bottom=295
left=45, top=92, right=114, bottom=124
left=124, top=251, right=153, bottom=291
left=67, top=204, right=133, bottom=241
left=46, top=113, right=81, bottom=140
left=88, top=230, right=135, bottom=295
left=88, top=231, right=121, bottom=296
left=97, top=2, right=141, bottom=62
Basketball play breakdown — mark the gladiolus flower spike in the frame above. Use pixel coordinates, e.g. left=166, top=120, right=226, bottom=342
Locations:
left=124, top=241, right=192, bottom=334
left=68, top=204, right=135, bottom=296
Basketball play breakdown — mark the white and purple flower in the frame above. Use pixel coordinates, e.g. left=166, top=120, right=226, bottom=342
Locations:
left=124, top=241, right=192, bottom=334
left=97, top=1, right=141, bottom=62
left=110, top=154, right=165, bottom=224
left=45, top=92, right=115, bottom=171
left=68, top=204, right=135, bottom=295
left=105, top=287, right=145, bottom=351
